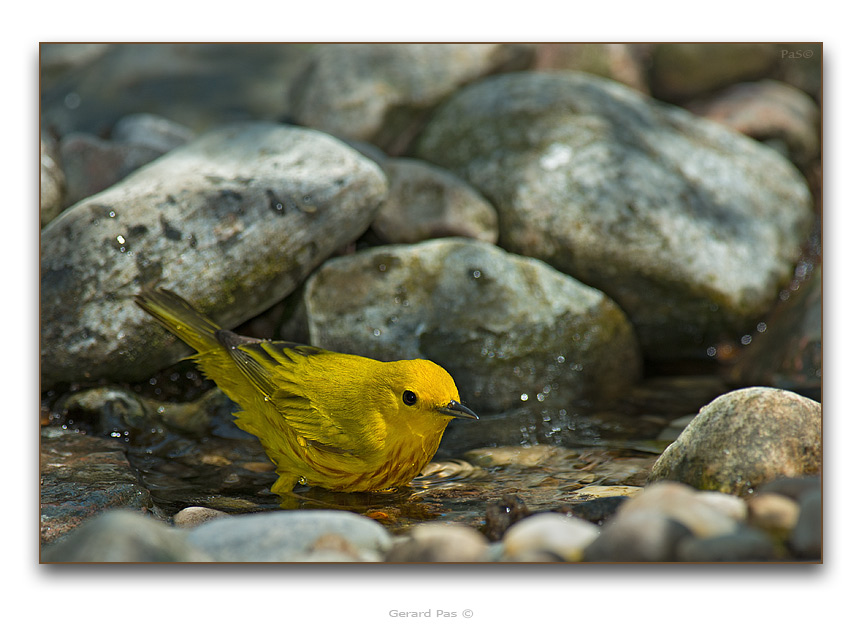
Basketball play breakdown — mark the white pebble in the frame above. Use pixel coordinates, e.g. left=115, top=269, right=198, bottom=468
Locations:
left=503, top=513, right=600, bottom=561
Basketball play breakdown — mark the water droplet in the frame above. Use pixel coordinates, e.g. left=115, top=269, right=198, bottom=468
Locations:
left=64, top=91, right=81, bottom=109
left=117, top=331, right=126, bottom=340
left=108, top=210, right=116, bottom=218
left=706, top=346, right=717, bottom=357
left=471, top=269, right=482, bottom=279
left=756, top=322, right=767, bottom=333
left=378, top=264, right=387, bottom=272
left=372, top=328, right=381, bottom=337
left=537, top=393, right=545, bottom=402
left=116, top=235, right=126, bottom=245
left=157, top=406, right=165, bottom=414
left=740, top=334, right=752, bottom=346
left=556, top=355, right=566, bottom=364
left=520, top=393, right=529, bottom=402
left=298, top=476, right=308, bottom=485
left=779, top=290, right=790, bottom=301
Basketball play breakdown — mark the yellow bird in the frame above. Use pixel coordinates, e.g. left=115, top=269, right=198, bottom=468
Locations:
left=134, top=288, right=478, bottom=495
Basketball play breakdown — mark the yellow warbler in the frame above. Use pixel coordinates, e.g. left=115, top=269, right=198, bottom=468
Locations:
left=134, top=288, right=478, bottom=495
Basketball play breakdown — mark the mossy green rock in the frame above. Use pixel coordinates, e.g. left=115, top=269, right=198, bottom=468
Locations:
left=300, top=238, right=641, bottom=414
left=416, top=71, right=813, bottom=361
left=647, top=387, right=821, bottom=495
left=40, top=122, right=388, bottom=387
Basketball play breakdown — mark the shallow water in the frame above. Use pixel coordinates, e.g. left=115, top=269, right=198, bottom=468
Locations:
left=46, top=363, right=814, bottom=535
left=86, top=373, right=732, bottom=533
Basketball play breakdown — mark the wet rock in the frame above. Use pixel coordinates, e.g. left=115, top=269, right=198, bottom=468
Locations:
left=42, top=510, right=210, bottom=562
left=534, top=43, right=650, bottom=92
left=416, top=71, right=813, bottom=361
left=40, top=131, right=66, bottom=226
left=41, top=43, right=314, bottom=136
left=756, top=475, right=821, bottom=502
left=287, top=43, right=534, bottom=152
left=484, top=494, right=531, bottom=541
left=648, top=388, right=822, bottom=495
left=386, top=522, right=489, bottom=562
left=53, top=386, right=151, bottom=438
left=570, top=485, right=643, bottom=499
left=40, top=427, right=153, bottom=546
left=747, top=493, right=800, bottom=536
left=299, top=238, right=641, bottom=414
left=728, top=266, right=821, bottom=399
left=686, top=80, right=820, bottom=168
left=187, top=510, right=392, bottom=562
left=554, top=496, right=630, bottom=525
left=40, top=121, right=388, bottom=388
left=371, top=158, right=498, bottom=244
left=789, top=488, right=822, bottom=560
left=676, top=527, right=779, bottom=562
left=649, top=43, right=780, bottom=102
left=58, top=114, right=195, bottom=208
left=111, top=112, right=196, bottom=154
left=172, top=506, right=230, bottom=528
left=583, top=510, right=692, bottom=562
left=502, top=512, right=600, bottom=562
left=39, top=43, right=111, bottom=83
left=59, top=132, right=168, bottom=207
left=772, top=44, right=822, bottom=102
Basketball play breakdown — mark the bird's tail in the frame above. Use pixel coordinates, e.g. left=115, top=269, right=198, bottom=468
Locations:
left=135, top=288, right=223, bottom=354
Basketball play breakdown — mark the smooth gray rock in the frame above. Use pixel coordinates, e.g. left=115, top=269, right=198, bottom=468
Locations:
left=417, top=71, right=813, bottom=361
left=298, top=238, right=641, bottom=414
left=40, top=132, right=66, bottom=226
left=287, top=43, right=534, bottom=151
left=40, top=122, right=387, bottom=387
left=386, top=522, right=490, bottom=562
left=371, top=158, right=498, bottom=244
left=649, top=43, right=780, bottom=101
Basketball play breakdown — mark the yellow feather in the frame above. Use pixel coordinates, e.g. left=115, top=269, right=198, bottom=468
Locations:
left=135, top=288, right=478, bottom=495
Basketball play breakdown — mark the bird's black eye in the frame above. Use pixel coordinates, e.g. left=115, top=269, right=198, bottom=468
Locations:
left=402, top=390, right=417, bottom=406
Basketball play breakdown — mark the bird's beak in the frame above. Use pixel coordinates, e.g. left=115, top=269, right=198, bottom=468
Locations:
left=438, top=400, right=479, bottom=420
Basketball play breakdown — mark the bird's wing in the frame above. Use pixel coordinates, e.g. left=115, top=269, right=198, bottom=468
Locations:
left=219, top=333, right=380, bottom=459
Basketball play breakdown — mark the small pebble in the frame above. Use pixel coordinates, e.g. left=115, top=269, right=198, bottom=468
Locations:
left=789, top=489, right=822, bottom=560
left=583, top=510, right=692, bottom=562
left=386, top=522, right=489, bottom=562
left=747, top=493, right=800, bottom=534
left=692, top=490, right=748, bottom=522
left=484, top=494, right=531, bottom=541
left=502, top=513, right=600, bottom=562
left=555, top=496, right=630, bottom=525
left=676, top=527, right=779, bottom=562
left=172, top=506, right=229, bottom=528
